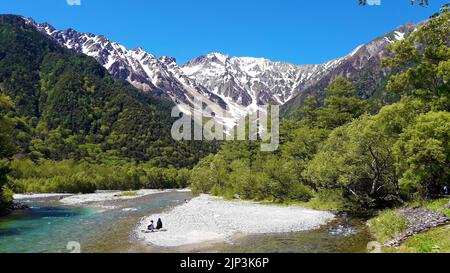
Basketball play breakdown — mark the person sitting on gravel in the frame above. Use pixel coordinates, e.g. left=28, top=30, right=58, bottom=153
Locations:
left=147, top=220, right=155, bottom=231
left=156, top=218, right=163, bottom=230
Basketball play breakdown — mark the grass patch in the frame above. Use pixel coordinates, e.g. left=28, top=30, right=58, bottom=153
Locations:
left=387, top=225, right=450, bottom=253
left=300, top=197, right=344, bottom=211
left=379, top=198, right=450, bottom=253
left=257, top=189, right=345, bottom=211
left=423, top=198, right=450, bottom=217
left=408, top=197, right=450, bottom=217
left=299, top=189, right=345, bottom=211
left=118, top=191, right=138, bottom=197
left=369, top=210, right=410, bottom=243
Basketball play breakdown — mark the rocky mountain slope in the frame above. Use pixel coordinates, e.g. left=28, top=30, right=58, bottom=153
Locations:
left=26, top=19, right=228, bottom=114
left=24, top=17, right=417, bottom=122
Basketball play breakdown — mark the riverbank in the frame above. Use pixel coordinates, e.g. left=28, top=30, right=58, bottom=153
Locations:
left=13, top=189, right=190, bottom=205
left=368, top=198, right=450, bottom=253
left=136, top=194, right=335, bottom=248
left=14, top=193, right=74, bottom=200
left=59, top=189, right=189, bottom=205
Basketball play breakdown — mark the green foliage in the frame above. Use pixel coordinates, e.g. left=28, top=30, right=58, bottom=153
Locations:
left=0, top=184, right=13, bottom=212
left=119, top=191, right=138, bottom=197
left=378, top=198, right=450, bottom=253
left=0, top=94, right=15, bottom=158
left=369, top=210, right=410, bottom=243
left=291, top=96, right=320, bottom=125
left=282, top=126, right=329, bottom=187
left=394, top=112, right=450, bottom=197
left=301, top=189, right=346, bottom=211
left=306, top=98, right=432, bottom=209
left=384, top=7, right=450, bottom=110
left=8, top=159, right=191, bottom=194
left=307, top=116, right=398, bottom=209
left=398, top=225, right=450, bottom=253
left=190, top=146, right=313, bottom=203
left=190, top=154, right=228, bottom=195
left=0, top=93, right=15, bottom=214
left=260, top=156, right=313, bottom=202
left=304, top=10, right=448, bottom=210
left=315, top=77, right=369, bottom=130
left=421, top=198, right=450, bottom=218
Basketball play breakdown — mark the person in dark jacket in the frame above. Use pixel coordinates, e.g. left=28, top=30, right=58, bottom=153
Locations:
left=156, top=218, right=163, bottom=230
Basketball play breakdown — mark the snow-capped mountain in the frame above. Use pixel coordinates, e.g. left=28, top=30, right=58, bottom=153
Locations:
left=24, top=17, right=417, bottom=123
left=182, top=23, right=416, bottom=116
left=25, top=19, right=229, bottom=116
left=182, top=53, right=322, bottom=107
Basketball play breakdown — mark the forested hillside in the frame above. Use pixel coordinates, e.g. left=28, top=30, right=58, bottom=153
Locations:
left=0, top=15, right=217, bottom=213
left=190, top=8, right=450, bottom=211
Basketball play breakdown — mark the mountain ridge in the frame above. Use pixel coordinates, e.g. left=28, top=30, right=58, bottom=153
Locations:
left=23, top=15, right=417, bottom=120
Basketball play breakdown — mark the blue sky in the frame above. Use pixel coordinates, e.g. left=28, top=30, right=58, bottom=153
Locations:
left=0, top=0, right=447, bottom=64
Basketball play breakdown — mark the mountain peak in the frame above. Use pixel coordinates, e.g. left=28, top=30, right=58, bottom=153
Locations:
left=207, top=52, right=229, bottom=62
left=184, top=52, right=229, bottom=67
left=132, top=47, right=145, bottom=53
left=159, top=56, right=177, bottom=65
left=37, top=22, right=55, bottom=32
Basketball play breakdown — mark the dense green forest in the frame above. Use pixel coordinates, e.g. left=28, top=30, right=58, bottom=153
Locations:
left=191, top=8, right=450, bottom=211
left=0, top=15, right=217, bottom=214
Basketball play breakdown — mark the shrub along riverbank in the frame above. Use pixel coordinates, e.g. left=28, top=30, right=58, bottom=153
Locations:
left=8, top=159, right=191, bottom=194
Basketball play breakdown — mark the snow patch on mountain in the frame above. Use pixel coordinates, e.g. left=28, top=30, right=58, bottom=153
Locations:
left=24, top=16, right=418, bottom=129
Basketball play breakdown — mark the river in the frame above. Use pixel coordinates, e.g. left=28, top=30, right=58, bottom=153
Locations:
left=0, top=191, right=373, bottom=253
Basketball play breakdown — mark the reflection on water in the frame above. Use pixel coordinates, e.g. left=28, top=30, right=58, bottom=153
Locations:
left=0, top=192, right=373, bottom=253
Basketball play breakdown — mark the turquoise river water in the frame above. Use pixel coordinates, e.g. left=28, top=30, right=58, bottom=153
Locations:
left=0, top=191, right=373, bottom=253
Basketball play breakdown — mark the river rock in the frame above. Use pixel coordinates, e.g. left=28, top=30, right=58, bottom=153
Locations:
left=384, top=208, right=450, bottom=247
left=11, top=202, right=30, bottom=210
